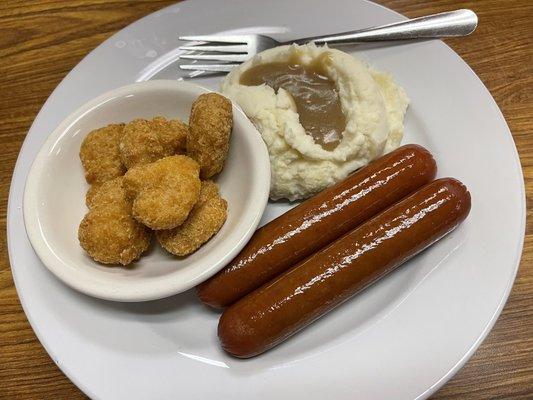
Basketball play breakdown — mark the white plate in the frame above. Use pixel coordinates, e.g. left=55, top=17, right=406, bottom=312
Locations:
left=7, top=0, right=525, bottom=399
left=22, top=80, right=270, bottom=301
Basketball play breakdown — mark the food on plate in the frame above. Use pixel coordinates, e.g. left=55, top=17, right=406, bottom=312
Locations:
left=123, top=155, right=201, bottom=230
left=239, top=54, right=346, bottom=152
left=187, top=93, right=233, bottom=179
left=77, top=93, right=232, bottom=265
left=157, top=180, right=228, bottom=256
left=221, top=43, right=408, bottom=200
left=119, top=116, right=188, bottom=169
left=197, top=144, right=436, bottom=309
left=85, top=177, right=129, bottom=208
left=218, top=178, right=471, bottom=358
left=79, top=123, right=126, bottom=185
left=78, top=177, right=151, bottom=265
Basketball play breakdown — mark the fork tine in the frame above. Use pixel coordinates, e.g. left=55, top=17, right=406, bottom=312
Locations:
left=179, top=44, right=249, bottom=53
left=179, top=35, right=249, bottom=44
left=179, top=64, right=239, bottom=72
left=179, top=53, right=249, bottom=62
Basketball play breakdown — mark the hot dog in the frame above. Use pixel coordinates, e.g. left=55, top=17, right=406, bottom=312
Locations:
left=218, top=178, right=471, bottom=358
left=197, top=144, right=437, bottom=308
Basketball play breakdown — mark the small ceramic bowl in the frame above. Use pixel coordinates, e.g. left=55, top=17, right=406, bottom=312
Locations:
left=23, top=80, right=270, bottom=302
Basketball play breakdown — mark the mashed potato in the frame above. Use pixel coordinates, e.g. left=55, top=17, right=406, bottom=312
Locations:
left=221, top=44, right=408, bottom=201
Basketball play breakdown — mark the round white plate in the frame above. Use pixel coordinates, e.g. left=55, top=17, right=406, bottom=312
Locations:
left=8, top=0, right=525, bottom=399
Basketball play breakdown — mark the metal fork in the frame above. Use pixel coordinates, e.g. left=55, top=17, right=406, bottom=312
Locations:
left=178, top=9, right=477, bottom=73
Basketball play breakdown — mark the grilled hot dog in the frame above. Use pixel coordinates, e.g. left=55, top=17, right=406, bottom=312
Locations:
left=197, top=144, right=437, bottom=308
left=218, top=178, right=471, bottom=358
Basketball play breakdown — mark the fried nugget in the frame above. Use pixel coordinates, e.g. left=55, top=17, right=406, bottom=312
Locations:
left=79, top=123, right=126, bottom=185
left=187, top=93, right=233, bottom=179
left=79, top=204, right=151, bottom=265
left=78, top=177, right=151, bottom=265
left=85, top=177, right=127, bottom=208
left=123, top=155, right=201, bottom=230
left=157, top=181, right=227, bottom=256
left=119, top=116, right=188, bottom=169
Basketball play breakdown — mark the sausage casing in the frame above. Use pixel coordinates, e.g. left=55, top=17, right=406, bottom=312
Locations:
left=197, top=144, right=437, bottom=308
left=218, top=178, right=471, bottom=358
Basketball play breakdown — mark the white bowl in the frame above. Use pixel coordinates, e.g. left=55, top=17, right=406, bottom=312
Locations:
left=23, top=80, right=270, bottom=302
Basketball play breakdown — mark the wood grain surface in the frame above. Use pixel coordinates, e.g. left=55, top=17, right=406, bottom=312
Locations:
left=0, top=0, right=531, bottom=398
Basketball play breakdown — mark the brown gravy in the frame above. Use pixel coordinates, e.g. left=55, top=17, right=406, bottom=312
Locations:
left=239, top=57, right=346, bottom=151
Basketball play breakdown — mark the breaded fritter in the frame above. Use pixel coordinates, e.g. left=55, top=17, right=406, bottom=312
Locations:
left=157, top=181, right=227, bottom=256
left=79, top=204, right=151, bottom=265
left=123, top=155, right=201, bottom=230
left=79, top=123, right=126, bottom=185
left=78, top=177, right=151, bottom=265
left=85, top=177, right=127, bottom=209
left=187, top=93, right=233, bottom=179
left=119, top=116, right=188, bottom=169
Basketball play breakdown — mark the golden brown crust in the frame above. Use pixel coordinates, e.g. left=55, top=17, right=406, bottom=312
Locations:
left=187, top=93, right=233, bottom=179
left=78, top=204, right=151, bottom=265
left=119, top=117, right=188, bottom=169
left=79, top=123, right=126, bottom=185
left=157, top=180, right=227, bottom=256
left=123, top=155, right=201, bottom=230
left=85, top=177, right=127, bottom=209
left=78, top=177, right=151, bottom=265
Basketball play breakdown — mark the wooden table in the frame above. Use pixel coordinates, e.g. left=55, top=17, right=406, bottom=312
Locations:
left=0, top=0, right=531, bottom=398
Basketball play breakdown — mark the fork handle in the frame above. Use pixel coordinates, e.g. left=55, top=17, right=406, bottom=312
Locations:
left=291, top=9, right=477, bottom=45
